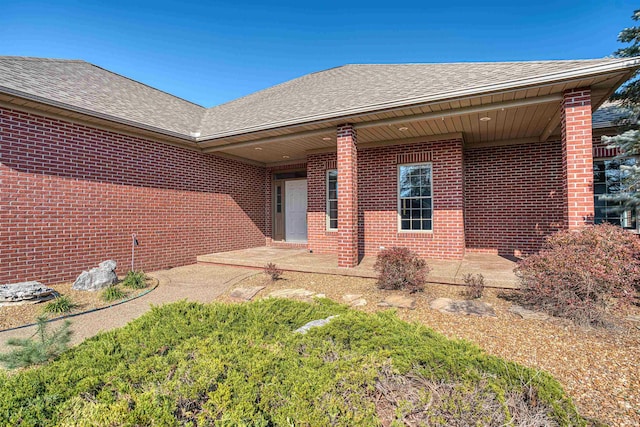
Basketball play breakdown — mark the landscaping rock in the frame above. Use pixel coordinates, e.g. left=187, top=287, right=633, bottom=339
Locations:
left=342, top=294, right=362, bottom=303
left=72, top=260, right=118, bottom=291
left=269, top=288, right=315, bottom=300
left=430, top=297, right=496, bottom=317
left=0, top=281, right=56, bottom=306
left=509, top=305, right=550, bottom=321
left=230, top=286, right=264, bottom=301
left=350, top=298, right=367, bottom=307
left=343, top=294, right=367, bottom=307
left=294, top=315, right=338, bottom=334
left=378, top=295, right=416, bottom=309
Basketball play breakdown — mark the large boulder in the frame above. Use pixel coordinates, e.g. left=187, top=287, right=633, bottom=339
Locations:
left=72, top=260, right=118, bottom=291
left=0, top=281, right=56, bottom=306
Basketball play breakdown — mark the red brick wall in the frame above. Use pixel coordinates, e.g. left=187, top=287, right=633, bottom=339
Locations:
left=464, top=141, right=565, bottom=256
left=0, top=107, right=266, bottom=285
left=307, top=153, right=338, bottom=253
left=336, top=125, right=359, bottom=267
left=592, top=130, right=620, bottom=158
left=308, top=138, right=466, bottom=259
left=562, top=88, right=594, bottom=229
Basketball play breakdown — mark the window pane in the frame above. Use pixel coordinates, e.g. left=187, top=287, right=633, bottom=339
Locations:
left=398, top=163, right=433, bottom=231
left=593, top=158, right=637, bottom=229
left=327, top=170, right=338, bottom=229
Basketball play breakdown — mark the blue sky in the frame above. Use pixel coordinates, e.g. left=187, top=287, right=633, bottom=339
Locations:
left=0, top=1, right=637, bottom=106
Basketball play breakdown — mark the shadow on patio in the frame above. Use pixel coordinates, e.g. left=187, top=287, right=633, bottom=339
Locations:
left=197, top=247, right=519, bottom=289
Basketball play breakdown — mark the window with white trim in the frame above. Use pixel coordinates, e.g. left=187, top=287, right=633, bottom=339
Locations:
left=594, top=158, right=638, bottom=230
left=326, top=169, right=338, bottom=230
left=398, top=163, right=432, bottom=231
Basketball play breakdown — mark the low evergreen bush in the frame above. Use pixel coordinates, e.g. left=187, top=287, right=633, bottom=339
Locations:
left=0, top=300, right=585, bottom=425
left=515, top=223, right=640, bottom=326
left=374, top=247, right=429, bottom=292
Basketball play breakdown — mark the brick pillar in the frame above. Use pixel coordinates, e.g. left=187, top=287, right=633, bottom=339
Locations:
left=561, top=88, right=594, bottom=229
left=337, top=124, right=358, bottom=267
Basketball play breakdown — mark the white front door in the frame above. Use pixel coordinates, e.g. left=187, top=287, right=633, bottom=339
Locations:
left=285, top=179, right=307, bottom=242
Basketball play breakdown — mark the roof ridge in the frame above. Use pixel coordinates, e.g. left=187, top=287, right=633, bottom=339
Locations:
left=196, top=65, right=348, bottom=131
left=0, top=56, right=207, bottom=110
left=0, top=55, right=86, bottom=63
left=342, top=58, right=615, bottom=66
left=84, top=62, right=207, bottom=109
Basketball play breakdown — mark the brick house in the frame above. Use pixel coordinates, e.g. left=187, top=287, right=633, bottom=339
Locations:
left=1, top=57, right=639, bottom=284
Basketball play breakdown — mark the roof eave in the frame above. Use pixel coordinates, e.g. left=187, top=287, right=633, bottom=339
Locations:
left=0, top=85, right=199, bottom=144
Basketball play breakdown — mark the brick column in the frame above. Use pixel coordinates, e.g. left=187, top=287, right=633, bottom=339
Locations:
left=337, top=124, right=358, bottom=267
left=561, top=88, right=594, bottom=229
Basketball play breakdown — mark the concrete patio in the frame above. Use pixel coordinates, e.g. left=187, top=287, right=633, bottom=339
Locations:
left=197, top=247, right=520, bottom=289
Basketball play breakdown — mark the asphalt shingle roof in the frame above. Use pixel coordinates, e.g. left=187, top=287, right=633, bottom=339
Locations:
left=0, top=56, right=631, bottom=140
left=0, top=57, right=205, bottom=136
left=592, top=101, right=635, bottom=128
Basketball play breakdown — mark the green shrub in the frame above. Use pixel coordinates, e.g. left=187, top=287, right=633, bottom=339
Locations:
left=461, top=273, right=485, bottom=299
left=515, top=223, right=640, bottom=326
left=101, top=286, right=126, bottom=302
left=374, top=247, right=429, bottom=292
left=264, top=262, right=283, bottom=281
left=0, top=299, right=584, bottom=426
left=43, top=295, right=76, bottom=314
left=121, top=270, right=147, bottom=289
left=0, top=316, right=72, bottom=369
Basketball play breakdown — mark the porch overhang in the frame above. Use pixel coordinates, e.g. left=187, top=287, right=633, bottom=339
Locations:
left=199, top=58, right=640, bottom=166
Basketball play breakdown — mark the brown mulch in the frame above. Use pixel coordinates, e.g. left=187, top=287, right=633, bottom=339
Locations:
left=0, top=281, right=152, bottom=331
left=219, top=271, right=640, bottom=427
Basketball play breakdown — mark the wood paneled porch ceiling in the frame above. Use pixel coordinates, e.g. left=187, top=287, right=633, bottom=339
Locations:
left=206, top=72, right=627, bottom=166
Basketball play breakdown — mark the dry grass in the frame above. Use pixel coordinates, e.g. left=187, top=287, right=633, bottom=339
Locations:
left=220, top=271, right=640, bottom=427
left=0, top=279, right=153, bottom=331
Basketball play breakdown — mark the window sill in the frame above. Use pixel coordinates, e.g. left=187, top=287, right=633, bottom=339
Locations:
left=397, top=230, right=434, bottom=237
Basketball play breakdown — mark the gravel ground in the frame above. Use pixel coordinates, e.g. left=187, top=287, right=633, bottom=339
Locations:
left=0, top=280, right=152, bottom=331
left=220, top=271, right=640, bottom=427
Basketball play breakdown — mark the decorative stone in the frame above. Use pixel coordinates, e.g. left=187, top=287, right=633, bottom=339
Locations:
left=350, top=298, right=367, bottom=307
left=509, top=305, right=550, bottom=321
left=72, top=260, right=118, bottom=291
left=430, top=297, right=496, bottom=317
left=230, top=286, right=264, bottom=301
left=378, top=295, right=416, bottom=309
left=294, top=315, right=338, bottom=334
left=342, top=294, right=362, bottom=303
left=625, top=315, right=640, bottom=323
left=269, top=288, right=315, bottom=300
left=0, top=281, right=57, bottom=306
left=314, top=293, right=326, bottom=299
